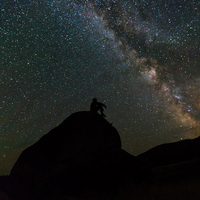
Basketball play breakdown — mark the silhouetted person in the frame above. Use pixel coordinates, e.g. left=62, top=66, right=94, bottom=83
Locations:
left=90, top=98, right=107, bottom=117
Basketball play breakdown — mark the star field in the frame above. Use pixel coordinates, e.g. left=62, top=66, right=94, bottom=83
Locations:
left=1, top=0, right=200, bottom=175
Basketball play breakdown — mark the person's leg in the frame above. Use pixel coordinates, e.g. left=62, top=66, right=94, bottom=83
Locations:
left=99, top=107, right=106, bottom=117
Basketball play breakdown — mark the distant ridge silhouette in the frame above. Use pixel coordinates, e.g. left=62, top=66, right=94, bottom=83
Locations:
left=138, top=136, right=200, bottom=167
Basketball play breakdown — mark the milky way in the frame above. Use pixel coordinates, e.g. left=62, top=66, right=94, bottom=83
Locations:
left=1, top=0, right=200, bottom=175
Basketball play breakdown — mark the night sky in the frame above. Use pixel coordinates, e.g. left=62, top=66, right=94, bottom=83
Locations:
left=1, top=0, right=200, bottom=175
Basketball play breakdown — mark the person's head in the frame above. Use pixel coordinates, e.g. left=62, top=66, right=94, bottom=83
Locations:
left=93, top=98, right=97, bottom=102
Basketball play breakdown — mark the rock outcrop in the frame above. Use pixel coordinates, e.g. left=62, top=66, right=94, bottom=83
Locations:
left=3, top=111, right=149, bottom=200
left=11, top=111, right=122, bottom=175
left=1, top=111, right=200, bottom=200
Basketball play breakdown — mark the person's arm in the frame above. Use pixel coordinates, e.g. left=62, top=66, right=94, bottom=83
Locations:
left=99, top=102, right=107, bottom=108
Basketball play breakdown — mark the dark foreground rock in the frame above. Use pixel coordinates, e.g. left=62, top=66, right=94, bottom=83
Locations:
left=1, top=111, right=150, bottom=200
left=2, top=111, right=199, bottom=200
left=11, top=111, right=122, bottom=175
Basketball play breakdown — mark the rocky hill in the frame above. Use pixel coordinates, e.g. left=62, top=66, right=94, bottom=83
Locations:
left=1, top=111, right=149, bottom=200
left=1, top=111, right=200, bottom=200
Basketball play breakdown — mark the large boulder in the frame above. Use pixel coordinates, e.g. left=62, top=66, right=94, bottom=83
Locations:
left=11, top=111, right=121, bottom=175
left=6, top=111, right=149, bottom=200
